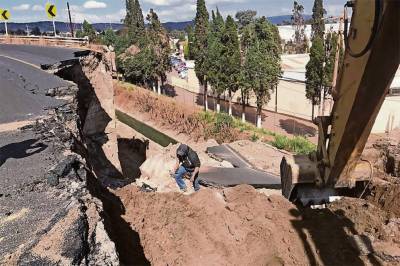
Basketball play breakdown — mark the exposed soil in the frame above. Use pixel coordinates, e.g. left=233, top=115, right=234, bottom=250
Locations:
left=113, top=184, right=400, bottom=265
left=115, top=185, right=310, bottom=266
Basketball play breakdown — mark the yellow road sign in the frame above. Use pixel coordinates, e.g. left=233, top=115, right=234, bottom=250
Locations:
left=0, top=9, right=10, bottom=21
left=46, top=3, right=57, bottom=19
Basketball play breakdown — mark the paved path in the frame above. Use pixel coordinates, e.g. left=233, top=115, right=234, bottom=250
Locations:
left=0, top=44, right=80, bottom=123
left=0, top=44, right=81, bottom=258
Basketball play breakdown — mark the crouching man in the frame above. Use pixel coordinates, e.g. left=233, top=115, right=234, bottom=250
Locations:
left=172, top=144, right=201, bottom=192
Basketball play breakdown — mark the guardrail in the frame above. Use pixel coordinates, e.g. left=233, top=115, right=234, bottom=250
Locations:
left=0, top=35, right=108, bottom=53
left=0, top=35, right=89, bottom=48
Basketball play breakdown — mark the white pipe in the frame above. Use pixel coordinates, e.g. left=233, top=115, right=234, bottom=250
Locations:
left=242, top=112, right=246, bottom=123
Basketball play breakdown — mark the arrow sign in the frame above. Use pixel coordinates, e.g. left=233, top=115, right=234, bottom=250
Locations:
left=46, top=3, right=57, bottom=19
left=0, top=9, right=10, bottom=20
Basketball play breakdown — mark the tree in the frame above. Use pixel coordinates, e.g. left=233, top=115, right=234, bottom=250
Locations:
left=290, top=1, right=308, bottom=53
left=186, top=25, right=195, bottom=60
left=101, top=28, right=117, bottom=47
left=244, top=17, right=282, bottom=128
left=239, top=22, right=255, bottom=122
left=125, top=0, right=145, bottom=43
left=221, top=15, right=241, bottom=116
left=193, top=0, right=210, bottom=111
left=305, top=36, right=324, bottom=120
left=146, top=9, right=171, bottom=94
left=122, top=46, right=157, bottom=86
left=31, top=26, right=41, bottom=36
left=235, top=10, right=257, bottom=28
left=311, top=0, right=326, bottom=40
left=323, top=31, right=338, bottom=92
left=77, top=20, right=97, bottom=42
left=205, top=9, right=225, bottom=113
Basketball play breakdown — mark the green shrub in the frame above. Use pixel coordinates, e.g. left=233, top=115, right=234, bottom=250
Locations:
left=250, top=133, right=259, bottom=142
left=270, top=135, right=289, bottom=150
left=214, top=113, right=234, bottom=132
left=270, top=135, right=316, bottom=155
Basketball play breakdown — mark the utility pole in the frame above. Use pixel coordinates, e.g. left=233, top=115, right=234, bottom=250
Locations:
left=67, top=2, right=74, bottom=37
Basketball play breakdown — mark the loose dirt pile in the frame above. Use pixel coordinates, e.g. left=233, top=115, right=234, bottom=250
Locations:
left=115, top=185, right=309, bottom=266
left=113, top=184, right=400, bottom=265
left=329, top=198, right=400, bottom=262
left=361, top=131, right=400, bottom=217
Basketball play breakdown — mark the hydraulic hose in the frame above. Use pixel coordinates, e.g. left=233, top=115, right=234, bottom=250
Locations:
left=344, top=0, right=383, bottom=58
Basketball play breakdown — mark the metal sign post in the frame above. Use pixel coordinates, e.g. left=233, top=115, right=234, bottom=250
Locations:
left=52, top=19, right=56, bottom=36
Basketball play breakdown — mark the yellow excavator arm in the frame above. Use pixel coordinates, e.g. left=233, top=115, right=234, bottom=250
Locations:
left=280, top=0, right=400, bottom=204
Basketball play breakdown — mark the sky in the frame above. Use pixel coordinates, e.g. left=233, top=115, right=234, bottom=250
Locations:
left=0, top=0, right=346, bottom=23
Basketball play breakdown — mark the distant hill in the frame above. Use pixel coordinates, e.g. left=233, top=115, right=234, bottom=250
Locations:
left=0, top=15, right=311, bottom=34
left=0, top=21, right=124, bottom=33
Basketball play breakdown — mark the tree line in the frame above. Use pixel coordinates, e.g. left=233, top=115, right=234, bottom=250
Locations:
left=192, top=1, right=282, bottom=128
left=89, top=0, right=342, bottom=125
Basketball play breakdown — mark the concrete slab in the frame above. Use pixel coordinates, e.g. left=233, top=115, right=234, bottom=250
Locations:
left=206, top=144, right=253, bottom=169
left=199, top=167, right=281, bottom=189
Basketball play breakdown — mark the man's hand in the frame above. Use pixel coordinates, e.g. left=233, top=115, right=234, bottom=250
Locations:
left=190, top=167, right=199, bottom=183
left=171, top=159, right=180, bottom=176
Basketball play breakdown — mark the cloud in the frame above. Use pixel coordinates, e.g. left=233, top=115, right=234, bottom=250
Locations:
left=68, top=9, right=126, bottom=23
left=83, top=1, right=107, bottom=9
left=152, top=3, right=196, bottom=22
left=13, top=4, right=30, bottom=11
left=142, top=0, right=186, bottom=6
left=32, top=5, right=45, bottom=12
left=325, top=4, right=344, bottom=16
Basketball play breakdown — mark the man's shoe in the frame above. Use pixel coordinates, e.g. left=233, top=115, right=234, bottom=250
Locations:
left=181, top=187, right=187, bottom=193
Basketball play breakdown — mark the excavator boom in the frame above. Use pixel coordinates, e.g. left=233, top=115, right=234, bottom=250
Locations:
left=280, top=0, right=400, bottom=204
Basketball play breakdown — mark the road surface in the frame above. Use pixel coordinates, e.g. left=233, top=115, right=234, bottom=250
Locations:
left=0, top=44, right=81, bottom=123
left=0, top=44, right=81, bottom=260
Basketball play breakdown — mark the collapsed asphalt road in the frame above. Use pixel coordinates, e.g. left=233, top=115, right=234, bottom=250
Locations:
left=0, top=44, right=81, bottom=123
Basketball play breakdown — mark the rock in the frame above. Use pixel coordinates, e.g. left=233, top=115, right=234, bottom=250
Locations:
left=46, top=155, right=79, bottom=186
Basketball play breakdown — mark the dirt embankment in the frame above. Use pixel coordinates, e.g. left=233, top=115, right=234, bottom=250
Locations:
left=361, top=131, right=400, bottom=217
left=115, top=185, right=309, bottom=266
left=114, top=184, right=400, bottom=266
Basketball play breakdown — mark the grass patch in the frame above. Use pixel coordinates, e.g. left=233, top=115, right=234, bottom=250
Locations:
left=197, top=111, right=316, bottom=155
left=270, top=135, right=316, bottom=155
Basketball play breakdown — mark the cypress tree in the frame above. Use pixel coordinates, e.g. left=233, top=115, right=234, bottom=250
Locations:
left=146, top=9, right=171, bottom=94
left=193, top=0, right=210, bottom=111
left=125, top=0, right=145, bottom=43
left=205, top=9, right=225, bottom=113
left=305, top=36, right=324, bottom=119
left=244, top=17, right=281, bottom=128
left=221, top=15, right=241, bottom=116
left=239, top=22, right=255, bottom=122
left=311, top=0, right=325, bottom=40
left=290, top=1, right=308, bottom=53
